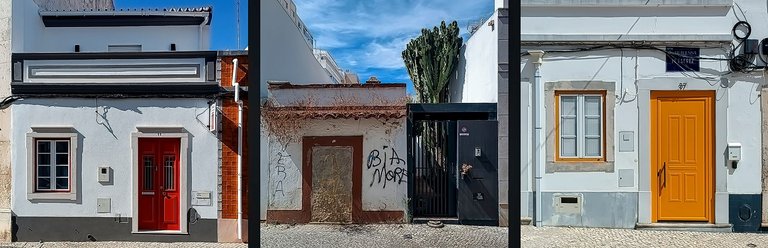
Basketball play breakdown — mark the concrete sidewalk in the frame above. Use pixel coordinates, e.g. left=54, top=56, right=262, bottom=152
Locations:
left=260, top=223, right=508, bottom=248
left=0, top=242, right=246, bottom=248
left=522, top=225, right=768, bottom=248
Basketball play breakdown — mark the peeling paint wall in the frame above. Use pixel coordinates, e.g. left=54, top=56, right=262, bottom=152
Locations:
left=310, top=146, right=353, bottom=222
left=267, top=118, right=408, bottom=212
left=0, top=0, right=11, bottom=241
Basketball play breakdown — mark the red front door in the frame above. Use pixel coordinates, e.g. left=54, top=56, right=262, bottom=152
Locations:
left=138, top=138, right=181, bottom=231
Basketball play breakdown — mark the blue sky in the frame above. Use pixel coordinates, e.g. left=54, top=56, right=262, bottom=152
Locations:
left=294, top=0, right=495, bottom=94
left=115, top=0, right=248, bottom=50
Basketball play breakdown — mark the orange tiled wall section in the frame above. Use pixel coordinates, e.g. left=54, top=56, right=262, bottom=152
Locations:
left=221, top=56, right=249, bottom=219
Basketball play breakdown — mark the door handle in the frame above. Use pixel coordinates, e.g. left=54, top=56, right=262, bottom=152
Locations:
left=657, top=162, right=667, bottom=189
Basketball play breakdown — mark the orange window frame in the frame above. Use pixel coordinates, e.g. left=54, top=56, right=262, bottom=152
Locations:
left=554, top=90, right=607, bottom=162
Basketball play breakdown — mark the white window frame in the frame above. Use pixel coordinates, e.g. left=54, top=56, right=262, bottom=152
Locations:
left=34, top=139, right=71, bottom=192
left=558, top=94, right=604, bottom=159
left=26, top=129, right=78, bottom=201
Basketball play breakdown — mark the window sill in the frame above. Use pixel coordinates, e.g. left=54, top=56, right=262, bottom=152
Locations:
left=546, top=161, right=614, bottom=173
left=27, top=192, right=77, bottom=201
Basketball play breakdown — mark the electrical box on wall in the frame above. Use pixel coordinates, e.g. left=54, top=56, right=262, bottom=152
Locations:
left=208, top=102, right=218, bottom=132
left=745, top=39, right=759, bottom=54
left=97, top=198, right=111, bottom=213
left=192, top=191, right=212, bottom=206
left=728, top=143, right=742, bottom=161
left=98, top=166, right=110, bottom=183
left=762, top=38, right=768, bottom=55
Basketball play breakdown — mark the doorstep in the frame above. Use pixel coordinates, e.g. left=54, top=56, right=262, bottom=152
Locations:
left=521, top=217, right=532, bottom=225
left=635, top=222, right=733, bottom=233
left=412, top=217, right=459, bottom=225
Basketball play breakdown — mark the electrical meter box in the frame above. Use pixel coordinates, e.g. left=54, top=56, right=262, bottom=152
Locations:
left=728, top=143, right=742, bottom=161
left=98, top=166, right=110, bottom=183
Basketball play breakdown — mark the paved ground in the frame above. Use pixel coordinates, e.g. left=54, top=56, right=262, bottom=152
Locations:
left=0, top=242, right=246, bottom=248
left=8, top=224, right=768, bottom=247
left=260, top=223, right=508, bottom=247
left=521, top=225, right=768, bottom=248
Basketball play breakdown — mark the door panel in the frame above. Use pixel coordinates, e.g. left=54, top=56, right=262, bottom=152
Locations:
left=652, top=91, right=713, bottom=222
left=310, top=146, right=353, bottom=223
left=138, top=140, right=157, bottom=230
left=456, top=120, right=498, bottom=224
left=138, top=138, right=181, bottom=231
left=158, top=140, right=180, bottom=230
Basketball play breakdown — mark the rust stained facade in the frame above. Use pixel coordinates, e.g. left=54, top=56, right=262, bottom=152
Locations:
left=264, top=82, right=408, bottom=225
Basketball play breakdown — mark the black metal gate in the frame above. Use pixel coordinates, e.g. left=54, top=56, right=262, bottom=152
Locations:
left=409, top=120, right=457, bottom=217
left=407, top=103, right=496, bottom=219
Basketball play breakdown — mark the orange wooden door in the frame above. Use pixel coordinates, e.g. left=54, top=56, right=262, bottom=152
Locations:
left=651, top=91, right=713, bottom=222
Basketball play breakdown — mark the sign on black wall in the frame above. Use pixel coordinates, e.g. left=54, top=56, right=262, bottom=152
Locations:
left=666, top=47, right=700, bottom=72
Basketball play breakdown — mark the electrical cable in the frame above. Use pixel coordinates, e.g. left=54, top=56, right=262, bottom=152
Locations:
left=733, top=21, right=751, bottom=40
left=520, top=21, right=763, bottom=78
left=0, top=96, right=20, bottom=110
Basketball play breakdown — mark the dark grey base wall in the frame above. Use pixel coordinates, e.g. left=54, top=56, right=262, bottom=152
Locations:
left=730, top=194, right=761, bottom=233
left=12, top=216, right=217, bottom=242
left=541, top=192, right=637, bottom=229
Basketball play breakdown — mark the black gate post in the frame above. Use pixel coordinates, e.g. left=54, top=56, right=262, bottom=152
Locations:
left=447, top=120, right=457, bottom=216
left=406, top=111, right=415, bottom=223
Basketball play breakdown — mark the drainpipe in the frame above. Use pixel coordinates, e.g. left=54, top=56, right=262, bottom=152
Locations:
left=528, top=50, right=545, bottom=227
left=199, top=14, right=209, bottom=50
left=232, top=58, right=243, bottom=240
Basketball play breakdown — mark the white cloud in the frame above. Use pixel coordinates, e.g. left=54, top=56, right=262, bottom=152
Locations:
left=359, top=36, right=412, bottom=69
left=313, top=33, right=348, bottom=48
left=292, top=0, right=494, bottom=81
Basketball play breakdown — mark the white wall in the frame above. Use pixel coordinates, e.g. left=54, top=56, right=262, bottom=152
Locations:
left=269, top=87, right=405, bottom=107
left=450, top=11, right=499, bottom=103
left=259, top=0, right=365, bottom=219
left=260, top=0, right=331, bottom=99
left=520, top=0, right=766, bottom=195
left=0, top=0, right=12, bottom=241
left=522, top=6, right=732, bottom=36
left=11, top=98, right=219, bottom=218
left=266, top=85, right=408, bottom=214
left=495, top=0, right=507, bottom=9
left=267, top=118, right=408, bottom=212
left=12, top=0, right=208, bottom=52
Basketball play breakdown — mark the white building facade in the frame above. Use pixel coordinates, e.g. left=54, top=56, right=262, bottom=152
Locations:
left=313, top=49, right=345, bottom=84
left=0, top=0, right=12, bottom=242
left=263, top=82, right=408, bottom=224
left=448, top=0, right=509, bottom=226
left=520, top=0, right=766, bottom=232
left=10, top=0, right=220, bottom=241
left=259, top=0, right=352, bottom=221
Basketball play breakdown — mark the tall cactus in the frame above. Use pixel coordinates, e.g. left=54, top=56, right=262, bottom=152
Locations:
left=402, top=20, right=462, bottom=103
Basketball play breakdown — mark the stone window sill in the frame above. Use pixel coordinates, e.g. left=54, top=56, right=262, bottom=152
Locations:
left=546, top=161, right=615, bottom=173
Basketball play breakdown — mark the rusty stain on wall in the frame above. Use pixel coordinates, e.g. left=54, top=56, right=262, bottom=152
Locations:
left=311, top=146, right=353, bottom=223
